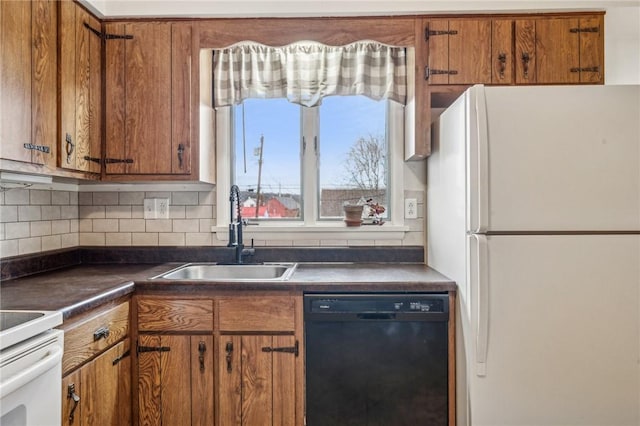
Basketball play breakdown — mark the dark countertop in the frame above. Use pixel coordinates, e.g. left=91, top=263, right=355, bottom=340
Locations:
left=0, top=263, right=455, bottom=321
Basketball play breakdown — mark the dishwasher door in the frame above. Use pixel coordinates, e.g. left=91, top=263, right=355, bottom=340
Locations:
left=304, top=294, right=449, bottom=426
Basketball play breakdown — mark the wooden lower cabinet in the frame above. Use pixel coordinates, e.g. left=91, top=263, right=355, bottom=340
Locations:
left=137, top=335, right=214, bottom=426
left=61, top=339, right=131, bottom=426
left=218, top=335, right=297, bottom=426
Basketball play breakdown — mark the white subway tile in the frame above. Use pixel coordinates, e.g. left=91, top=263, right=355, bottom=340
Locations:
left=0, top=223, right=4, bottom=240
left=1, top=206, right=18, bottom=223
left=401, top=231, right=424, bottom=246
left=159, top=233, right=185, bottom=246
left=5, top=222, right=30, bottom=239
left=375, top=239, right=402, bottom=246
left=320, top=240, right=348, bottom=246
left=18, top=237, right=41, bottom=254
left=92, top=219, right=119, bottom=232
left=106, top=205, right=132, bottom=219
left=132, top=233, right=158, bottom=246
left=61, top=205, right=79, bottom=219
left=172, top=219, right=199, bottom=233
left=145, top=191, right=171, bottom=199
left=171, top=191, right=198, bottom=205
left=31, top=221, right=52, bottom=237
left=93, top=192, right=119, bottom=205
left=79, top=233, right=106, bottom=246
left=186, top=205, right=213, bottom=219
left=29, top=190, right=51, bottom=205
left=185, top=232, right=212, bottom=246
left=145, top=219, right=172, bottom=233
left=106, top=233, right=132, bottom=246
left=131, top=206, right=144, bottom=218
left=18, top=206, right=41, bottom=222
left=1, top=239, right=19, bottom=257
left=51, top=220, right=71, bottom=235
left=79, top=219, right=93, bottom=232
left=61, top=233, right=79, bottom=248
left=119, top=219, right=146, bottom=232
left=119, top=192, right=144, bottom=205
left=41, top=205, right=61, bottom=220
left=346, top=239, right=375, bottom=246
left=79, top=205, right=105, bottom=219
left=41, top=235, right=62, bottom=251
left=167, top=205, right=184, bottom=219
left=51, top=191, right=70, bottom=205
left=198, top=190, right=215, bottom=205
left=70, top=219, right=79, bottom=233
left=4, top=189, right=29, bottom=205
left=293, top=240, right=321, bottom=246
left=199, top=219, right=214, bottom=233
left=78, top=192, right=93, bottom=205
left=69, top=191, right=78, bottom=205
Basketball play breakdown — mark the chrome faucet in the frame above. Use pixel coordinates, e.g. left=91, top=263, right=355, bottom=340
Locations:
left=227, top=185, right=255, bottom=263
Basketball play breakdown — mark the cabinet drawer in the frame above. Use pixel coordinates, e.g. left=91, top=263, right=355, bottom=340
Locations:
left=218, top=296, right=296, bottom=332
left=137, top=299, right=213, bottom=332
left=62, top=301, right=129, bottom=374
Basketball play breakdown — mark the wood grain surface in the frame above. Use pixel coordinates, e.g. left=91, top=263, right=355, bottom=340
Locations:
left=137, top=298, right=214, bottom=332
left=218, top=296, right=295, bottom=332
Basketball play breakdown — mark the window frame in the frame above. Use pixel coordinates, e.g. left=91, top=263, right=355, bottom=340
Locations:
left=209, top=47, right=414, bottom=241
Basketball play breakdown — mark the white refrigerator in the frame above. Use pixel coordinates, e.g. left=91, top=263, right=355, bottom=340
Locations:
left=427, top=84, right=640, bottom=426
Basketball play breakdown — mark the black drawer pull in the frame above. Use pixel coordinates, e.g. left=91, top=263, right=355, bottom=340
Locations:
left=93, top=326, right=110, bottom=341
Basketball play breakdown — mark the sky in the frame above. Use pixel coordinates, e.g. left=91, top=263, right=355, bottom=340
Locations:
left=232, top=95, right=386, bottom=196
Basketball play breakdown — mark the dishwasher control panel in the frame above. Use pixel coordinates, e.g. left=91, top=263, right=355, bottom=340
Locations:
left=304, top=294, right=449, bottom=321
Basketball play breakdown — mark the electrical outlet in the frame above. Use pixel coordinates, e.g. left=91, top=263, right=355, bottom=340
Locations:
left=157, top=198, right=170, bottom=219
left=405, top=198, right=418, bottom=219
left=144, top=199, right=156, bottom=219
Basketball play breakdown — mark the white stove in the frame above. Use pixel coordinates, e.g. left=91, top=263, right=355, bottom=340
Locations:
left=0, top=310, right=64, bottom=425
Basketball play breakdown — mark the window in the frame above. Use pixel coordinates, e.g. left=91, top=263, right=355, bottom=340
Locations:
left=211, top=41, right=411, bottom=234
left=231, top=96, right=391, bottom=222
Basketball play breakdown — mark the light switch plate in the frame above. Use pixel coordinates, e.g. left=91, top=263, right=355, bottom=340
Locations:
left=405, top=198, right=418, bottom=219
left=157, top=198, right=170, bottom=219
left=144, top=199, right=156, bottom=219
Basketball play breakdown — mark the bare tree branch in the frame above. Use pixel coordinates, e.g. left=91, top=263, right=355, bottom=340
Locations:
left=343, top=134, right=386, bottom=190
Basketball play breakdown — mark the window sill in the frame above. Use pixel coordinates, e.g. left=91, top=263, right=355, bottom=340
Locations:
left=213, top=223, right=410, bottom=242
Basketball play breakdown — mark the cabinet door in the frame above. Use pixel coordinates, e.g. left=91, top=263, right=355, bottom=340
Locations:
left=62, top=340, right=131, bottom=426
left=137, top=335, right=214, bottom=426
left=59, top=1, right=101, bottom=173
left=491, top=20, right=513, bottom=84
left=426, top=19, right=492, bottom=85
left=515, top=19, right=537, bottom=83
left=576, top=16, right=604, bottom=83
left=218, top=335, right=296, bottom=426
left=535, top=17, right=581, bottom=83
left=0, top=0, right=56, bottom=165
left=105, top=22, right=192, bottom=176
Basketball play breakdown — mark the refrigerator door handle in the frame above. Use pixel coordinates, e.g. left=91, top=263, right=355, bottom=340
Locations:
left=469, top=85, right=490, bottom=233
left=473, top=233, right=489, bottom=376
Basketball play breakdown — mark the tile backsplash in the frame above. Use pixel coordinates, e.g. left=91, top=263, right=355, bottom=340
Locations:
left=0, top=185, right=424, bottom=259
left=0, top=189, right=79, bottom=258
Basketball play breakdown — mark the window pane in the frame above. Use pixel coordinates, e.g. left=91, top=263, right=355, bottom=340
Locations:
left=233, top=99, right=301, bottom=220
left=319, top=96, right=389, bottom=220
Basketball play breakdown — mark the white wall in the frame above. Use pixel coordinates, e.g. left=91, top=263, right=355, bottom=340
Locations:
left=606, top=7, right=640, bottom=84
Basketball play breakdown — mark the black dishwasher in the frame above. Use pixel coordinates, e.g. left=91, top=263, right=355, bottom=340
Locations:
left=304, top=293, right=449, bottom=426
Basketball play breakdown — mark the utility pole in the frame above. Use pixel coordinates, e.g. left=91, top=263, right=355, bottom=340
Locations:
left=255, top=134, right=264, bottom=218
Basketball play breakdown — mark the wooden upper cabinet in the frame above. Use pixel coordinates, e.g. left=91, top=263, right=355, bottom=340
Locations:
left=491, top=20, right=514, bottom=84
left=516, top=15, right=604, bottom=84
left=59, top=1, right=102, bottom=174
left=105, top=22, right=193, bottom=176
left=0, top=0, right=56, bottom=166
left=426, top=19, right=492, bottom=85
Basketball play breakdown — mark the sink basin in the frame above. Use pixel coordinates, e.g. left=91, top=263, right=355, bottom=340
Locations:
left=155, top=263, right=297, bottom=281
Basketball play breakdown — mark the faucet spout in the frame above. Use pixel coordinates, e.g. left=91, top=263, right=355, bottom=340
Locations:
left=228, top=185, right=254, bottom=263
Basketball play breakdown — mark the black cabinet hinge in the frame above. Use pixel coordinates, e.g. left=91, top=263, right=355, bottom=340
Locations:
left=261, top=340, right=299, bottom=357
left=23, top=143, right=50, bottom=154
left=570, top=66, right=600, bottom=73
left=569, top=27, right=600, bottom=33
left=112, top=349, right=131, bottom=365
left=83, top=156, right=134, bottom=166
left=84, top=22, right=133, bottom=41
left=425, top=26, right=458, bottom=41
left=137, top=342, right=170, bottom=354
left=425, top=67, right=458, bottom=80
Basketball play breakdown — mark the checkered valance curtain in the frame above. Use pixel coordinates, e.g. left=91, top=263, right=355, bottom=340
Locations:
left=213, top=41, right=407, bottom=108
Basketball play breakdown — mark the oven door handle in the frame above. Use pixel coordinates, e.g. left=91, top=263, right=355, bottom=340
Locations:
left=0, top=344, right=62, bottom=399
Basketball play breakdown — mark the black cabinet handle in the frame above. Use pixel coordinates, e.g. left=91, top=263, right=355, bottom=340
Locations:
left=521, top=52, right=531, bottom=78
left=23, top=143, right=50, bottom=154
left=177, top=143, right=185, bottom=169
left=198, top=341, right=206, bottom=372
left=261, top=340, right=299, bottom=357
left=67, top=383, right=80, bottom=422
left=93, top=326, right=110, bottom=341
left=65, top=133, right=75, bottom=164
left=498, top=53, right=507, bottom=78
left=225, top=342, right=233, bottom=373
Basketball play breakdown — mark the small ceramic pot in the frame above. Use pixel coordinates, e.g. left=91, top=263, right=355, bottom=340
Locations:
left=343, top=204, right=364, bottom=227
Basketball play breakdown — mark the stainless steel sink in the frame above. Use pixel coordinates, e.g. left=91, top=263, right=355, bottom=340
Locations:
left=155, top=263, right=297, bottom=281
